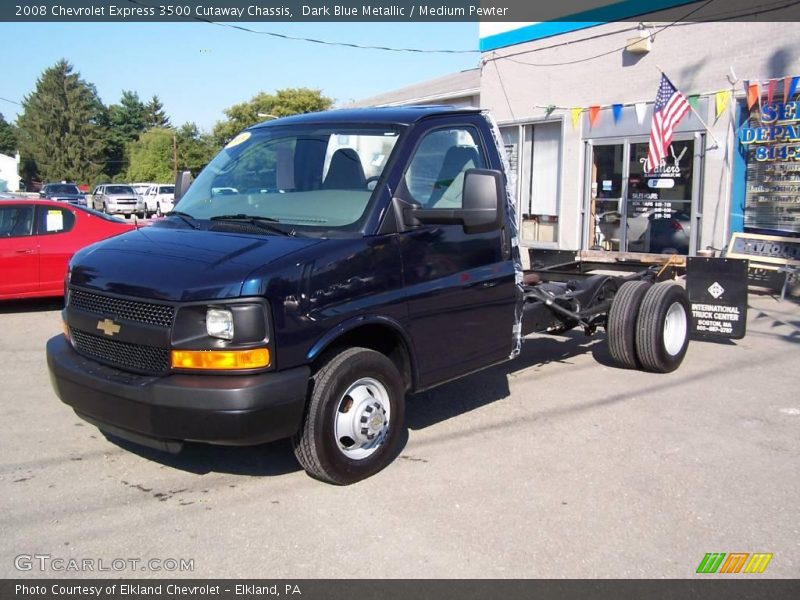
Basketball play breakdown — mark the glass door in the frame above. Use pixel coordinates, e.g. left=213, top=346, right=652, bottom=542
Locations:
left=588, top=143, right=626, bottom=250
left=588, top=137, right=697, bottom=254
left=626, top=139, right=694, bottom=254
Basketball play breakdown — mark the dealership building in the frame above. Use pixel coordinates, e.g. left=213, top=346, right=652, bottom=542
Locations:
left=354, top=1, right=800, bottom=259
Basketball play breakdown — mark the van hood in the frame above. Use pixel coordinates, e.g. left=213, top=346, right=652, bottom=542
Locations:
left=69, top=226, right=321, bottom=302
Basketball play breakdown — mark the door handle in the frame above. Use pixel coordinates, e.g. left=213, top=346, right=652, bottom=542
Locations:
left=15, top=249, right=34, bottom=254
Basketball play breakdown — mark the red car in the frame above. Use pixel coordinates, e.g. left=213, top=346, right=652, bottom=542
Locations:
left=0, top=199, right=135, bottom=300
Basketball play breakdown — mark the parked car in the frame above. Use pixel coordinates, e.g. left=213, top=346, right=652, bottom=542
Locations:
left=143, top=184, right=176, bottom=217
left=40, top=183, right=87, bottom=207
left=0, top=199, right=134, bottom=300
left=91, top=184, right=144, bottom=218
left=130, top=182, right=157, bottom=208
left=597, top=209, right=691, bottom=254
left=645, top=211, right=691, bottom=254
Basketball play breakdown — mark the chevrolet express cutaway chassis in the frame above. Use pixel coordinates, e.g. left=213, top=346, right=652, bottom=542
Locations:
left=47, top=106, right=710, bottom=485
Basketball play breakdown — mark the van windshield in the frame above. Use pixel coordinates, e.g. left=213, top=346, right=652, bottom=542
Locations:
left=176, top=125, right=402, bottom=232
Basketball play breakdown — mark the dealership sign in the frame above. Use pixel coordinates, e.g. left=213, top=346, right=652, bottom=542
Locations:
left=739, top=101, right=800, bottom=161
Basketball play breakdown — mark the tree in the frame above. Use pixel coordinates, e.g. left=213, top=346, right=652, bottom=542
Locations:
left=145, top=95, right=171, bottom=128
left=17, top=59, right=107, bottom=185
left=176, top=122, right=217, bottom=175
left=102, top=91, right=147, bottom=180
left=0, top=113, right=17, bottom=156
left=126, top=127, right=174, bottom=182
left=108, top=91, right=147, bottom=141
left=212, top=87, right=333, bottom=146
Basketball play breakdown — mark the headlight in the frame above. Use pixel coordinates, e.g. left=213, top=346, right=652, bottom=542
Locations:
left=206, top=308, right=234, bottom=340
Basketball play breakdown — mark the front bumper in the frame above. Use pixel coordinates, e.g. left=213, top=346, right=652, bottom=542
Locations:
left=107, top=204, right=137, bottom=215
left=47, top=335, right=310, bottom=448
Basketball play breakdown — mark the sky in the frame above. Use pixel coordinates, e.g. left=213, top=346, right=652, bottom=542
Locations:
left=0, top=21, right=479, bottom=132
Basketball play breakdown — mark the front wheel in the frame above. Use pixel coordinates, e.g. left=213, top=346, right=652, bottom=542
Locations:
left=292, top=347, right=405, bottom=485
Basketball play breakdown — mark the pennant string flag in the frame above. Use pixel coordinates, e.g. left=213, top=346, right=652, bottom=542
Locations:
left=786, top=76, right=800, bottom=100
left=715, top=90, right=730, bottom=120
left=588, top=105, right=600, bottom=127
left=571, top=107, right=582, bottom=130
left=646, top=74, right=691, bottom=173
left=688, top=94, right=700, bottom=112
left=747, top=82, right=760, bottom=110
left=634, top=102, right=647, bottom=125
left=766, top=79, right=777, bottom=105
left=612, top=103, right=623, bottom=123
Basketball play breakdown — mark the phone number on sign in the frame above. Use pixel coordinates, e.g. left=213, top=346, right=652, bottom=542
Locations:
left=755, top=145, right=800, bottom=161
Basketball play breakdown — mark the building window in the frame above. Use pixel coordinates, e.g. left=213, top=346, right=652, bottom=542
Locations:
left=503, top=122, right=562, bottom=246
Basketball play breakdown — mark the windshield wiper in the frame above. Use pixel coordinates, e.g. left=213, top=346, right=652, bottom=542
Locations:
left=163, top=210, right=201, bottom=229
left=210, top=214, right=296, bottom=236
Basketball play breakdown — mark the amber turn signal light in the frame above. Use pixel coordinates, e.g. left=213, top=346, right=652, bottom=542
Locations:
left=171, top=348, right=270, bottom=370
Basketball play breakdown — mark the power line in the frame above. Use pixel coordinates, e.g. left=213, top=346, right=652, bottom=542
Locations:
left=126, top=0, right=478, bottom=54
left=489, top=0, right=718, bottom=68
left=485, top=0, right=800, bottom=68
left=0, top=96, right=22, bottom=106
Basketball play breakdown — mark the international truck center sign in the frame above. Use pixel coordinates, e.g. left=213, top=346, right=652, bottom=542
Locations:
left=686, top=258, right=748, bottom=340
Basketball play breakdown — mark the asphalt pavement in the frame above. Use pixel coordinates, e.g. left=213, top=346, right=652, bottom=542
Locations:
left=1, top=292, right=798, bottom=578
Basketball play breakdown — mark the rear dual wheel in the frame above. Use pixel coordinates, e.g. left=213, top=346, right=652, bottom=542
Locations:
left=607, top=281, right=690, bottom=373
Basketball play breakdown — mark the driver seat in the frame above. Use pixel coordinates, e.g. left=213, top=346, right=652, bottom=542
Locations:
left=323, top=149, right=366, bottom=190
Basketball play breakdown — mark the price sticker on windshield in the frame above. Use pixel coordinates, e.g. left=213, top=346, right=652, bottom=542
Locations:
left=225, top=132, right=251, bottom=149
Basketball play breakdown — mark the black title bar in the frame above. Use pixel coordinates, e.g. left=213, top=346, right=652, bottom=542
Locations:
left=2, top=0, right=800, bottom=22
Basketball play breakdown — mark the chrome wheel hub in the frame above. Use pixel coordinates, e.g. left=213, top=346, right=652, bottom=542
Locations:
left=663, top=301, right=688, bottom=356
left=335, top=377, right=391, bottom=460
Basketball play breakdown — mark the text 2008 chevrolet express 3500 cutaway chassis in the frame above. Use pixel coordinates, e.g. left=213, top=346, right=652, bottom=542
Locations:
left=47, top=106, right=695, bottom=484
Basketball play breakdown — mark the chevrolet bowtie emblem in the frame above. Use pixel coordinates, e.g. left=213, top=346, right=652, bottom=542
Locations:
left=96, top=318, right=121, bottom=336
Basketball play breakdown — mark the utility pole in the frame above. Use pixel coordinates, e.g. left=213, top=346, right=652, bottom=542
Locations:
left=172, top=131, right=178, bottom=180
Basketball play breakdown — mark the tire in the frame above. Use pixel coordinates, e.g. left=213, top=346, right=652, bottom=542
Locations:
left=292, top=347, right=405, bottom=485
left=635, top=282, right=690, bottom=373
left=607, top=280, right=652, bottom=369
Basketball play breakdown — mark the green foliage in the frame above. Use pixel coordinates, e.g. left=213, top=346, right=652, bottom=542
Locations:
left=126, top=127, right=174, bottom=182
left=109, top=91, right=147, bottom=142
left=176, top=122, right=217, bottom=175
left=145, top=96, right=171, bottom=128
left=0, top=113, right=17, bottom=156
left=212, top=87, right=333, bottom=146
left=17, top=59, right=108, bottom=185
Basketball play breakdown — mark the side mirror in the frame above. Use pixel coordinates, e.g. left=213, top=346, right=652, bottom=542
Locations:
left=174, top=170, right=193, bottom=201
left=401, top=168, right=504, bottom=234
left=461, top=168, right=503, bottom=234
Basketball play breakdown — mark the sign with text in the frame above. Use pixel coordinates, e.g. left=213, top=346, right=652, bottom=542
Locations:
left=687, top=257, right=748, bottom=340
left=726, top=232, right=800, bottom=266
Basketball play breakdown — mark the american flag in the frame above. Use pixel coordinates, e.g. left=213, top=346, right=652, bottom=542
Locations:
left=646, top=74, right=691, bottom=172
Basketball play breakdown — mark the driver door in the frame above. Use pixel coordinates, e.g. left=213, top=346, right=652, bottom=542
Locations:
left=395, top=118, right=516, bottom=388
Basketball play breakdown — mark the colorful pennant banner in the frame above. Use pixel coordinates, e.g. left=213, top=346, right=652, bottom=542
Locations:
left=571, top=107, right=581, bottom=130
left=715, top=90, right=731, bottom=119
left=539, top=72, right=800, bottom=127
left=612, top=103, right=623, bottom=123
left=588, top=105, right=600, bottom=127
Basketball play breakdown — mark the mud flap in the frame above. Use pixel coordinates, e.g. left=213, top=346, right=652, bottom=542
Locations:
left=686, top=257, right=748, bottom=340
